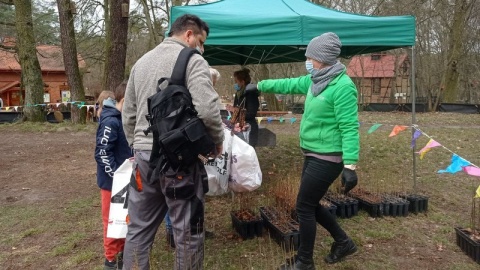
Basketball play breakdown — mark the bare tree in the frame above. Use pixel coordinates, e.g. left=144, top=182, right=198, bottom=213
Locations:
left=57, top=0, right=86, bottom=124
left=103, top=0, right=129, bottom=92
left=13, top=0, right=45, bottom=121
left=441, top=0, right=474, bottom=102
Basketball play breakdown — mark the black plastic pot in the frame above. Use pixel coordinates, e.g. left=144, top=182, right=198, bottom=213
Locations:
left=230, top=211, right=263, bottom=240
left=325, top=195, right=359, bottom=219
left=355, top=198, right=383, bottom=218
left=260, top=207, right=300, bottom=252
left=455, top=227, right=480, bottom=264
left=401, top=194, right=429, bottom=214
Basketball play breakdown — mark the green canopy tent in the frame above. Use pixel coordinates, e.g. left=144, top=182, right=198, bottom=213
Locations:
left=170, top=0, right=416, bottom=66
left=172, top=0, right=420, bottom=191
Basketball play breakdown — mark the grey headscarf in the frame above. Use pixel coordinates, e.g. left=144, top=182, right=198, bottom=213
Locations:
left=305, top=32, right=345, bottom=96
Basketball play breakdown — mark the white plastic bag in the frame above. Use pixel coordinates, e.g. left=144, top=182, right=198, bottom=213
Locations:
left=229, top=135, right=262, bottom=192
left=205, top=129, right=233, bottom=196
left=106, top=158, right=133, bottom=239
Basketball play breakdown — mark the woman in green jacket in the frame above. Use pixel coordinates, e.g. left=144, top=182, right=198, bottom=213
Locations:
left=253, top=32, right=359, bottom=269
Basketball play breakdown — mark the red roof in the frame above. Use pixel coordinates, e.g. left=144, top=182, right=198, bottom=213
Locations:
left=346, top=54, right=408, bottom=78
left=0, top=44, right=86, bottom=72
left=0, top=81, right=20, bottom=94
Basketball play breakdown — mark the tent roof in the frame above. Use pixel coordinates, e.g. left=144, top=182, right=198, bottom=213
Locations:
left=171, top=0, right=416, bottom=66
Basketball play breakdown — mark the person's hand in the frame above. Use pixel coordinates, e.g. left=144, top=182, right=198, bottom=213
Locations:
left=233, top=123, right=242, bottom=133
left=245, top=83, right=257, bottom=92
left=341, top=168, right=358, bottom=194
left=225, top=104, right=234, bottom=112
left=215, top=143, right=223, bottom=158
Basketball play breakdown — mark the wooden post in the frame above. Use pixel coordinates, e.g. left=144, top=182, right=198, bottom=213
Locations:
left=121, top=3, right=129, bottom=17
left=70, top=1, right=76, bottom=14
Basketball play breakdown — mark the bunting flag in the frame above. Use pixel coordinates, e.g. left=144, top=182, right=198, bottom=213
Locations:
left=279, top=117, right=284, bottom=123
left=5, top=107, right=10, bottom=111
left=476, top=185, right=480, bottom=198
left=267, top=117, right=273, bottom=123
left=290, top=117, right=297, bottom=124
left=14, top=106, right=18, bottom=111
left=463, top=166, right=480, bottom=177
left=257, top=117, right=263, bottom=125
left=389, top=125, right=408, bottom=137
left=56, top=103, right=61, bottom=107
left=417, top=139, right=441, bottom=160
left=411, top=130, right=422, bottom=148
left=438, top=154, right=471, bottom=174
left=368, top=123, right=382, bottom=134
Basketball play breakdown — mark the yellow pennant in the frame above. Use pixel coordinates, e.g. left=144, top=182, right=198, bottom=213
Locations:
left=475, top=185, right=480, bottom=198
left=257, top=117, right=263, bottom=125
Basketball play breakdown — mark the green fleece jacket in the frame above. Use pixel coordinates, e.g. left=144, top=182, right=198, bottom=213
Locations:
left=257, top=71, right=359, bottom=164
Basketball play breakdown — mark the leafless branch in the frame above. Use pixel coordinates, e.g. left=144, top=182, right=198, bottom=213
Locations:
left=0, top=21, right=15, bottom=26
left=0, top=0, right=14, bottom=5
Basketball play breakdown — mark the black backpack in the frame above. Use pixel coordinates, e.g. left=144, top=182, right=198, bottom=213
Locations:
left=143, top=48, right=215, bottom=172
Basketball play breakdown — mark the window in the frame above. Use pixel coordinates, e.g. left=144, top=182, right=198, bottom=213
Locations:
left=61, top=90, right=71, bottom=102
left=44, top=92, right=50, bottom=103
left=372, top=78, right=381, bottom=94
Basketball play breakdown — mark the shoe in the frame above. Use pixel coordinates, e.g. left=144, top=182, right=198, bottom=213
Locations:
left=167, top=233, right=175, bottom=248
left=104, top=259, right=116, bottom=270
left=205, top=230, right=214, bottom=239
left=116, top=252, right=123, bottom=270
left=278, top=256, right=315, bottom=270
left=324, top=238, right=357, bottom=264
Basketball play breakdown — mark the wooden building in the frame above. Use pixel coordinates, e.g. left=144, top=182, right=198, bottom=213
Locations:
left=0, top=38, right=86, bottom=107
left=346, top=52, right=410, bottom=104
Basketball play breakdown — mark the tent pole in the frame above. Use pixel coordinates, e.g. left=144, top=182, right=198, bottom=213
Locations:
left=411, top=45, right=417, bottom=194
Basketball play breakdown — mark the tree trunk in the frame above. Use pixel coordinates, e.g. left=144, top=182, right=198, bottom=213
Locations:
left=13, top=0, right=45, bottom=122
left=57, top=0, right=86, bottom=124
left=102, top=0, right=111, bottom=90
left=104, top=0, right=129, bottom=92
left=139, top=0, right=157, bottom=50
left=441, top=0, right=470, bottom=102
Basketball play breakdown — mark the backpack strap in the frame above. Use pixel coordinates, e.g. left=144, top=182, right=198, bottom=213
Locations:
left=170, top=48, right=199, bottom=86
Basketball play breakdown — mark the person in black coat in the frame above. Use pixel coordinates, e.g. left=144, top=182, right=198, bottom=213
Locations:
left=232, top=67, right=259, bottom=147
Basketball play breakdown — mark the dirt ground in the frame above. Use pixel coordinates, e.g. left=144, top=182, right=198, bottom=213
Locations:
left=1, top=113, right=480, bottom=269
left=0, top=127, right=101, bottom=269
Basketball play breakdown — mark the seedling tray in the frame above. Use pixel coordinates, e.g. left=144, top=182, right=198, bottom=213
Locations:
left=260, top=207, right=300, bottom=252
left=231, top=210, right=263, bottom=240
left=455, top=227, right=480, bottom=264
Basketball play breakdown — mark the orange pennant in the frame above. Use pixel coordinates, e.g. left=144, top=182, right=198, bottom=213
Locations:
left=389, top=125, right=408, bottom=137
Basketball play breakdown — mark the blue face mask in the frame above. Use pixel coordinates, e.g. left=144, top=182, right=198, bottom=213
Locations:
left=305, top=60, right=315, bottom=74
left=234, top=83, right=241, bottom=91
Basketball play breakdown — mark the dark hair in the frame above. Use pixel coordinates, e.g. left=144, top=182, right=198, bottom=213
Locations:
left=168, top=14, right=209, bottom=37
left=233, top=68, right=251, bottom=84
left=114, top=81, right=127, bottom=101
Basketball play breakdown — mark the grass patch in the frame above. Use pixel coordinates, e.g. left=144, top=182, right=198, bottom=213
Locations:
left=20, top=228, right=42, bottom=238
left=52, top=232, right=87, bottom=256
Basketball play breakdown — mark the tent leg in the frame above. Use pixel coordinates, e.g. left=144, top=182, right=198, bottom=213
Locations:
left=411, top=46, right=417, bottom=194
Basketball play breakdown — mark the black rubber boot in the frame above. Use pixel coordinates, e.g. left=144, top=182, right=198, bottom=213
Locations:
left=324, top=238, right=357, bottom=264
left=278, top=256, right=315, bottom=270
left=116, top=251, right=123, bottom=270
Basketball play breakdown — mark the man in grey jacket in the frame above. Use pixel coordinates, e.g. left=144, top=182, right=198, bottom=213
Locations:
left=122, top=14, right=224, bottom=270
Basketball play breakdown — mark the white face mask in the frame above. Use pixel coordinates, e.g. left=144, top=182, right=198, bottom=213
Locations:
left=305, top=60, right=315, bottom=74
left=195, top=38, right=204, bottom=55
